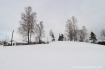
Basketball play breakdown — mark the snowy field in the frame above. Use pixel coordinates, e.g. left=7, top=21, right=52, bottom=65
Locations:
left=0, top=41, right=105, bottom=70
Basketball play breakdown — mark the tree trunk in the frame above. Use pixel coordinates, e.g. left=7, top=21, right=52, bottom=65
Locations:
left=39, top=37, right=40, bottom=43
left=28, top=29, right=29, bottom=44
left=30, top=33, right=31, bottom=43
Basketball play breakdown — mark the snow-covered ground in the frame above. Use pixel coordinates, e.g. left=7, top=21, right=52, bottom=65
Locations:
left=0, top=41, right=105, bottom=70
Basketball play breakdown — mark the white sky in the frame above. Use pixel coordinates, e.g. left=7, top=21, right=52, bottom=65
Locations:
left=0, top=0, right=105, bottom=42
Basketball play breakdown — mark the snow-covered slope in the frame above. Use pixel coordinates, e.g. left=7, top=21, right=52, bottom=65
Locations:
left=0, top=41, right=105, bottom=70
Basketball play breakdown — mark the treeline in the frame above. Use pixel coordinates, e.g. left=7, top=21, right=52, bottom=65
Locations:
left=1, top=6, right=105, bottom=46
left=18, top=6, right=105, bottom=45
left=49, top=16, right=97, bottom=43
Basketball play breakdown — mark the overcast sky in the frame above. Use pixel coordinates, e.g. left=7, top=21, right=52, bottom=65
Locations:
left=0, top=0, right=105, bottom=42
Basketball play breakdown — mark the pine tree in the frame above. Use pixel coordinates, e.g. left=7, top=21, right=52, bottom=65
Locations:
left=58, top=33, right=64, bottom=41
left=89, top=32, right=97, bottom=43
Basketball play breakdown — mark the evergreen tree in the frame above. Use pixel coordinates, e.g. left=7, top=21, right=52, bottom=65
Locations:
left=58, top=33, right=64, bottom=41
left=89, top=32, right=97, bottom=43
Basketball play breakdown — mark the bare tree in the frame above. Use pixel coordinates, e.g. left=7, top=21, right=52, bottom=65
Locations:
left=79, top=26, right=88, bottom=42
left=18, top=6, right=36, bottom=44
left=100, top=29, right=105, bottom=41
left=49, top=29, right=55, bottom=41
left=65, top=16, right=78, bottom=41
left=71, top=16, right=78, bottom=41
left=82, top=26, right=88, bottom=41
left=65, top=19, right=73, bottom=41
left=35, top=21, right=45, bottom=43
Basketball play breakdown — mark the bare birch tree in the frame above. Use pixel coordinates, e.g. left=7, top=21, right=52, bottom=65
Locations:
left=65, top=16, right=78, bottom=41
left=100, top=29, right=105, bottom=41
left=71, top=16, right=78, bottom=41
left=79, top=26, right=88, bottom=42
left=35, top=21, right=45, bottom=43
left=65, top=19, right=73, bottom=41
left=18, top=6, right=36, bottom=44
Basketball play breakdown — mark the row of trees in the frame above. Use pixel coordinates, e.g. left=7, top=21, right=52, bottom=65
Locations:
left=17, top=6, right=105, bottom=44
left=65, top=16, right=100, bottom=43
left=1, top=7, right=104, bottom=46
left=49, top=16, right=99, bottom=43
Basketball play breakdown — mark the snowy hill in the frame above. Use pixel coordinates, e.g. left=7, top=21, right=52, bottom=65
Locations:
left=0, top=41, right=105, bottom=70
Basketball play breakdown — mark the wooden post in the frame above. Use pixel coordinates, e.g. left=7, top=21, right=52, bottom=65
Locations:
left=11, top=30, right=14, bottom=46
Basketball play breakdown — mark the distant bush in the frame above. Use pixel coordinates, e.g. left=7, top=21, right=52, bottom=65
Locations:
left=58, top=33, right=64, bottom=41
left=97, top=41, right=105, bottom=45
left=3, top=41, right=8, bottom=46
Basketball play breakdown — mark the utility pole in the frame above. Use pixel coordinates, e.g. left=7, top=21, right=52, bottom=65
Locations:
left=11, top=30, right=14, bottom=46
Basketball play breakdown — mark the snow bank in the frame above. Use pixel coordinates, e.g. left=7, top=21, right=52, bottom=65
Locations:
left=0, top=41, right=105, bottom=70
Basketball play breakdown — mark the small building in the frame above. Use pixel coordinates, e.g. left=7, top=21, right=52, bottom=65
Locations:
left=7, top=41, right=16, bottom=46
